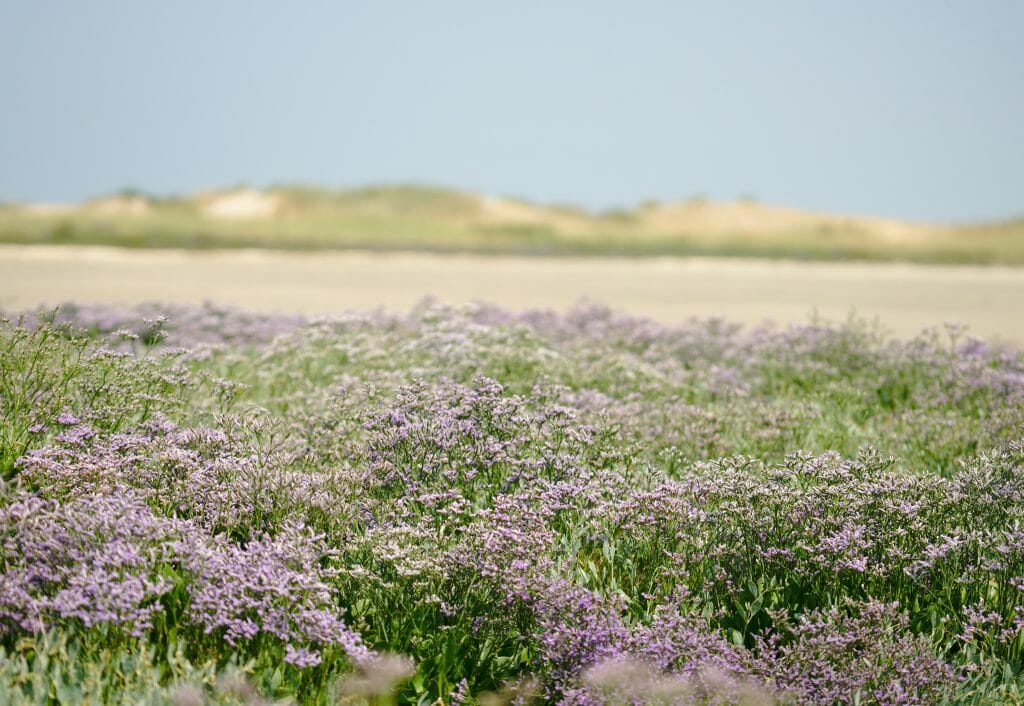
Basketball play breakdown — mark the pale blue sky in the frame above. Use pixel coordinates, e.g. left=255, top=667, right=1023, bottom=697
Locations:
left=1, top=1, right=1021, bottom=222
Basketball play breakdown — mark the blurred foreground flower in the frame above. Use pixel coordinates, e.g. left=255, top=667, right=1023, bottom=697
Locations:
left=335, top=653, right=415, bottom=702
left=478, top=676, right=542, bottom=706
left=576, top=657, right=777, bottom=706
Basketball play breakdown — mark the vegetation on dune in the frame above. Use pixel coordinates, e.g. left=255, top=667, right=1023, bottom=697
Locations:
left=2, top=185, right=1023, bottom=264
left=1, top=301, right=1024, bottom=704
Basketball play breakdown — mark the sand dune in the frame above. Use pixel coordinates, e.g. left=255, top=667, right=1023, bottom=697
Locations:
left=5, top=185, right=1018, bottom=263
left=199, top=189, right=283, bottom=219
left=13, top=186, right=938, bottom=238
left=636, top=199, right=930, bottom=240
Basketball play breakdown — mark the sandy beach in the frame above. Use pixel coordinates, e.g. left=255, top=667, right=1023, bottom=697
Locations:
left=2, top=244, right=1022, bottom=343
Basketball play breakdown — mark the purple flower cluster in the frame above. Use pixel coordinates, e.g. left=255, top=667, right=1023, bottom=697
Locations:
left=181, top=522, right=370, bottom=665
left=16, top=415, right=362, bottom=535
left=750, top=601, right=959, bottom=705
left=21, top=301, right=311, bottom=349
left=0, top=491, right=176, bottom=637
left=0, top=483, right=368, bottom=665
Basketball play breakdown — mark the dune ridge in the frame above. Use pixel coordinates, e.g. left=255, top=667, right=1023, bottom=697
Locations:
left=2, top=184, right=1020, bottom=263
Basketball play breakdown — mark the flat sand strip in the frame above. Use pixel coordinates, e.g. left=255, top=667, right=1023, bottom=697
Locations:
left=1, top=244, right=1022, bottom=343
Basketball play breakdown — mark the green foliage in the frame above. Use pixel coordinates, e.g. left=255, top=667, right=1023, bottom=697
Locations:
left=2, top=304, right=1023, bottom=704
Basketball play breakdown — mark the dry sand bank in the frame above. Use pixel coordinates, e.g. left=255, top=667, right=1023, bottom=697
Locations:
left=1, top=244, right=1022, bottom=343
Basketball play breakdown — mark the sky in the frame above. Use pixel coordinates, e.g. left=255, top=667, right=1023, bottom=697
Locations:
left=1, top=1, right=1021, bottom=222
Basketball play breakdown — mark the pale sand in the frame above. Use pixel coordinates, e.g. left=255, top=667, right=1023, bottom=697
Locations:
left=200, top=189, right=282, bottom=219
left=1, top=244, right=1022, bottom=343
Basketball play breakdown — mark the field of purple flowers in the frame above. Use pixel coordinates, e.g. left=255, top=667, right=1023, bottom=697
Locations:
left=1, top=301, right=1023, bottom=705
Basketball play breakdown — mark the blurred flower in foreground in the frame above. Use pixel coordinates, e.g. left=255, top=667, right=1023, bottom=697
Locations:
left=335, top=653, right=415, bottom=702
left=478, top=676, right=542, bottom=706
left=580, top=657, right=777, bottom=705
